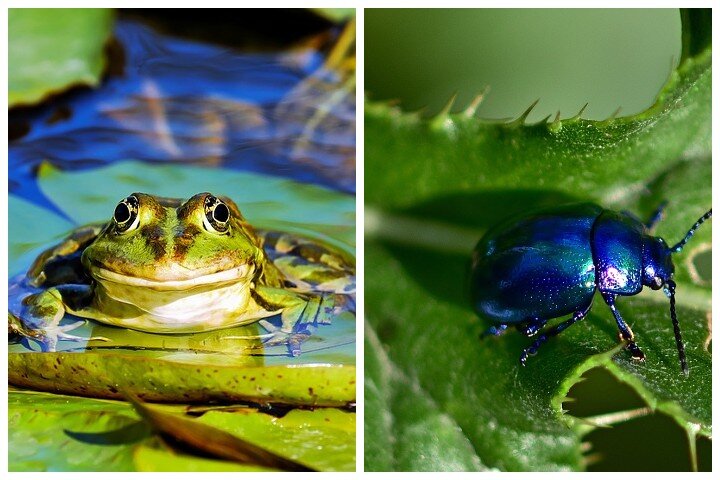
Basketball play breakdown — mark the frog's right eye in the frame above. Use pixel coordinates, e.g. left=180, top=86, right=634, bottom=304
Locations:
left=113, top=195, right=140, bottom=233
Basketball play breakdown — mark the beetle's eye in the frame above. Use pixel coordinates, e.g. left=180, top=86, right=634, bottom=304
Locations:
left=113, top=195, right=139, bottom=233
left=651, top=276, right=664, bottom=290
left=203, top=195, right=230, bottom=233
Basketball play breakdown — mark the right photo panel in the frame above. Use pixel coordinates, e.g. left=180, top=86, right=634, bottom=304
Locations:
left=364, top=8, right=711, bottom=472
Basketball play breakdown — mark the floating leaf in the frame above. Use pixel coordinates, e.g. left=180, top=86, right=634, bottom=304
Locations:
left=9, top=8, right=114, bottom=108
left=128, top=395, right=315, bottom=471
left=9, top=353, right=355, bottom=406
left=9, top=390, right=354, bottom=472
left=198, top=408, right=356, bottom=471
left=8, top=391, right=152, bottom=471
left=133, top=446, right=273, bottom=472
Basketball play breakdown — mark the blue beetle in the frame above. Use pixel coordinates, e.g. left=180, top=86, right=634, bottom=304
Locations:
left=471, top=203, right=711, bottom=374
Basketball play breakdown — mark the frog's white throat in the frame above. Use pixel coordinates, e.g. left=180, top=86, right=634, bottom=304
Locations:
left=83, top=264, right=279, bottom=332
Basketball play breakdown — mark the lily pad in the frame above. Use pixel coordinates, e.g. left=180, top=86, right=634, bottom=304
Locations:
left=364, top=10, right=710, bottom=472
left=9, top=390, right=153, bottom=471
left=9, top=353, right=355, bottom=406
left=133, top=446, right=274, bottom=472
left=37, top=161, right=355, bottom=255
left=8, top=195, right=74, bottom=276
left=9, top=390, right=355, bottom=471
left=312, top=8, right=356, bottom=22
left=197, top=408, right=356, bottom=471
left=9, top=8, right=114, bottom=108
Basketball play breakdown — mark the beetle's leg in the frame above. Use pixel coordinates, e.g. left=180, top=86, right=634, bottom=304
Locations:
left=601, top=292, right=645, bottom=361
left=517, top=318, right=547, bottom=337
left=645, top=201, right=668, bottom=231
left=519, top=309, right=589, bottom=366
left=480, top=323, right=509, bottom=339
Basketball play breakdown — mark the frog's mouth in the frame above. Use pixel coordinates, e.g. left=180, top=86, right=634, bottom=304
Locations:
left=90, top=264, right=253, bottom=291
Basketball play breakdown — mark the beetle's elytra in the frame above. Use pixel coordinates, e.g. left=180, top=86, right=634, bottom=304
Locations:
left=471, top=203, right=711, bottom=374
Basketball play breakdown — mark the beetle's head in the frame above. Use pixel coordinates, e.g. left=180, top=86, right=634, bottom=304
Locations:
left=642, top=236, right=674, bottom=290
left=643, top=208, right=711, bottom=376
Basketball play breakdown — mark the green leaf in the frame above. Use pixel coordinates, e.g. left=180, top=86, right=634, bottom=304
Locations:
left=9, top=353, right=355, bottom=406
left=9, top=8, right=114, bottom=108
left=198, top=408, right=356, bottom=471
left=8, top=195, right=74, bottom=277
left=133, top=446, right=274, bottom=472
left=312, top=8, right=356, bottom=22
left=9, top=390, right=355, bottom=472
left=364, top=12, right=710, bottom=472
left=128, top=395, right=317, bottom=471
left=8, top=391, right=153, bottom=471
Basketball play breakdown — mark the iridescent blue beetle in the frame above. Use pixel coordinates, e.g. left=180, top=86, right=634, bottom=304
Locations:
left=472, top=203, right=711, bottom=374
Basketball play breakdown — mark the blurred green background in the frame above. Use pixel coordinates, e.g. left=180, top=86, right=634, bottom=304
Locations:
left=365, top=9, right=709, bottom=471
left=366, top=9, right=680, bottom=121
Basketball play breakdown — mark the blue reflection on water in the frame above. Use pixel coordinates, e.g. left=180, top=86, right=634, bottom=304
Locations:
left=9, top=18, right=355, bottom=214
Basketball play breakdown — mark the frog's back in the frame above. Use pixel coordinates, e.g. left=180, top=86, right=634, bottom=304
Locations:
left=471, top=203, right=601, bottom=324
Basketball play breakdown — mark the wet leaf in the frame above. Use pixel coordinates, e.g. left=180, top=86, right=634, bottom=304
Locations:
left=9, top=353, right=355, bottom=406
left=8, top=391, right=152, bottom=471
left=312, top=8, right=356, bottom=22
left=364, top=10, right=710, bottom=472
left=197, top=408, right=356, bottom=471
left=133, top=446, right=274, bottom=472
left=9, top=8, right=114, bottom=108
left=128, top=394, right=315, bottom=471
left=9, top=390, right=354, bottom=472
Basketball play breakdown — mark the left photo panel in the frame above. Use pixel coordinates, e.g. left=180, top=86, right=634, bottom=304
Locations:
left=8, top=8, right=356, bottom=472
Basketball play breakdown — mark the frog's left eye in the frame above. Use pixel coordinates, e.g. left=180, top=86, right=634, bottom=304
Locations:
left=203, top=195, right=230, bottom=233
left=114, top=195, right=140, bottom=234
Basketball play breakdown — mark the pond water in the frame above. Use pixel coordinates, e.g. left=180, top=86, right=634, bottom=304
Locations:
left=9, top=17, right=355, bottom=372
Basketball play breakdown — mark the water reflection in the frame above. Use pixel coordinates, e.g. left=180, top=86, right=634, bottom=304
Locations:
left=9, top=18, right=355, bottom=215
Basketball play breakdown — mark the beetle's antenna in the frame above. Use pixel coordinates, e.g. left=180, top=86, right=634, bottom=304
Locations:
left=670, top=209, right=712, bottom=253
left=666, top=279, right=688, bottom=376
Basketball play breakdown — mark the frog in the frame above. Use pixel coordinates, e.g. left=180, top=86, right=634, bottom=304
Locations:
left=8, top=192, right=355, bottom=355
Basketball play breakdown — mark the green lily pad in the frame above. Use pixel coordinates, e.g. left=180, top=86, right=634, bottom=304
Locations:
left=9, top=353, right=355, bottom=406
left=364, top=10, right=710, bottom=472
left=9, top=8, right=114, bottom=108
left=9, top=390, right=355, bottom=471
left=9, top=390, right=153, bottom=471
left=312, top=8, right=356, bottom=22
left=37, top=161, right=355, bottom=254
left=133, top=446, right=274, bottom=472
left=198, top=408, right=356, bottom=471
left=9, top=195, right=74, bottom=277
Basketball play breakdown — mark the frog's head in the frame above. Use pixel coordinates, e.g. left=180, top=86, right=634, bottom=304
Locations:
left=82, top=193, right=264, bottom=288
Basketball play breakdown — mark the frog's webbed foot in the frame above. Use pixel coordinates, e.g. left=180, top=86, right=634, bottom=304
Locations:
left=35, top=320, right=109, bottom=352
left=12, top=289, right=110, bottom=352
left=254, top=293, right=335, bottom=356
left=258, top=319, right=311, bottom=357
left=10, top=315, right=110, bottom=352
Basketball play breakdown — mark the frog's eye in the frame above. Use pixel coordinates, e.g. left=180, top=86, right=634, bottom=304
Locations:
left=203, top=195, right=230, bottom=233
left=113, top=195, right=140, bottom=234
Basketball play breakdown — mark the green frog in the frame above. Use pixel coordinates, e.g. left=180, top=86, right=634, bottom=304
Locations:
left=9, top=192, right=355, bottom=355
